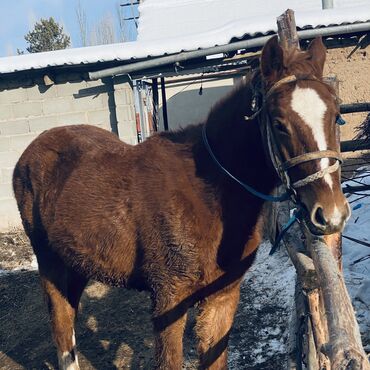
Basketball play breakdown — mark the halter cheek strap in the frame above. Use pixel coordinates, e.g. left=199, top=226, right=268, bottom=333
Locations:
left=252, top=74, right=342, bottom=194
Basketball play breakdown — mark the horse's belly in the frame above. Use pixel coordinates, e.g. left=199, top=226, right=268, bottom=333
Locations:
left=48, top=220, right=145, bottom=288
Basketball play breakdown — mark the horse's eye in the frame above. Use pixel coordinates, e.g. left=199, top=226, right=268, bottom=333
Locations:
left=273, top=120, right=290, bottom=136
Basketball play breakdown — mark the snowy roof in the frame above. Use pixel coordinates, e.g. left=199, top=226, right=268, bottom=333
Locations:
left=0, top=0, right=370, bottom=75
left=138, top=0, right=370, bottom=48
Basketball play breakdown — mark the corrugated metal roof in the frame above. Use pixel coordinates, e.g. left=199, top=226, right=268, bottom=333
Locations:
left=0, top=0, right=369, bottom=75
left=138, top=0, right=370, bottom=46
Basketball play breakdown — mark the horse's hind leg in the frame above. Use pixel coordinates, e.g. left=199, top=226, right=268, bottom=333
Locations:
left=37, top=248, right=87, bottom=370
left=196, top=284, right=240, bottom=370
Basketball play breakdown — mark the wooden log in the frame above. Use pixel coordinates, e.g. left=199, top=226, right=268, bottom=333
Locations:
left=277, top=9, right=300, bottom=50
left=305, top=232, right=370, bottom=370
left=323, top=233, right=342, bottom=271
left=323, top=77, right=343, bottom=272
left=307, top=289, right=331, bottom=369
left=287, top=281, right=299, bottom=370
left=276, top=202, right=318, bottom=291
left=306, top=312, right=320, bottom=370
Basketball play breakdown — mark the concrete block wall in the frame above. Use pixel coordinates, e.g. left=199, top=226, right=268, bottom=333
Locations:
left=114, top=78, right=137, bottom=145
left=0, top=76, right=137, bottom=231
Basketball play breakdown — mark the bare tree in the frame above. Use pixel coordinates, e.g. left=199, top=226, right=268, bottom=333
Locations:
left=92, top=13, right=116, bottom=45
left=116, top=2, right=125, bottom=42
left=76, top=0, right=88, bottom=47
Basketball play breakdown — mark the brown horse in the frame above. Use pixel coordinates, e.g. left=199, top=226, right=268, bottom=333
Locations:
left=13, top=36, right=349, bottom=369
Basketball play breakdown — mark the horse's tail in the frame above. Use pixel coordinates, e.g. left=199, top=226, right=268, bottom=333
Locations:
left=13, top=152, right=36, bottom=240
left=12, top=133, right=51, bottom=248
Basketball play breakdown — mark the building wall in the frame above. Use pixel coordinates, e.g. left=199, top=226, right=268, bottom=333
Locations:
left=158, top=76, right=238, bottom=131
left=324, top=45, right=370, bottom=141
left=0, top=74, right=137, bottom=231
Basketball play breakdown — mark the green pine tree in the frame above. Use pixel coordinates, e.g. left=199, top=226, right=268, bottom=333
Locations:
left=25, top=17, right=71, bottom=53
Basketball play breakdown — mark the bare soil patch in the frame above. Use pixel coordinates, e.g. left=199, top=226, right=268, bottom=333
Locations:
left=0, top=233, right=292, bottom=370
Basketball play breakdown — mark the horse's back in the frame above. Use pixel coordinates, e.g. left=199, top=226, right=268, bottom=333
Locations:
left=13, top=124, right=128, bottom=215
left=13, top=125, right=141, bottom=284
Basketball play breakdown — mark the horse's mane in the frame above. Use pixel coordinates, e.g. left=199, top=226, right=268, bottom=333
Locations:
left=158, top=74, right=253, bottom=145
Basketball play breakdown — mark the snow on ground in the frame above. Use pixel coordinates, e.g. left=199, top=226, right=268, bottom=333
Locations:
left=342, top=167, right=370, bottom=352
left=228, top=243, right=296, bottom=369
left=228, top=166, right=370, bottom=368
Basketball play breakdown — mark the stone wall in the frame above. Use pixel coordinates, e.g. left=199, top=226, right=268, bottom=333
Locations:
left=0, top=73, right=137, bottom=231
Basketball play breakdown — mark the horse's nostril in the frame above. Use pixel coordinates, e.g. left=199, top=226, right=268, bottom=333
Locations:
left=312, top=206, right=327, bottom=227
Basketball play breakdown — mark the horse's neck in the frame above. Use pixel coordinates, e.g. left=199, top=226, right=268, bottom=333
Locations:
left=205, top=82, right=278, bottom=196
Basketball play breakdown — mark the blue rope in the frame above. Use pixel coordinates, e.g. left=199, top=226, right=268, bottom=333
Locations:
left=202, top=125, right=291, bottom=202
left=269, top=208, right=302, bottom=255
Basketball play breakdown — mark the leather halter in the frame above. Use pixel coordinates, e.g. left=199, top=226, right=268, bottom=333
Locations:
left=247, top=74, right=342, bottom=196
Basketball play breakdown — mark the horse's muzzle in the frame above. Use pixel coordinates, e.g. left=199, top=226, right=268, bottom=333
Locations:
left=305, top=200, right=351, bottom=235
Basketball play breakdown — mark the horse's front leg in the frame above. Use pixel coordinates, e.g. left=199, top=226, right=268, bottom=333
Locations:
left=196, top=284, right=240, bottom=370
left=152, top=291, right=189, bottom=369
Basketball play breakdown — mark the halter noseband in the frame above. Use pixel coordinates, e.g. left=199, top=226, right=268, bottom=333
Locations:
left=247, top=74, right=342, bottom=197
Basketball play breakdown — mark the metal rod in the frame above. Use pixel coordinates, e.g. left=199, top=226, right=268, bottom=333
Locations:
left=133, top=81, right=147, bottom=141
left=340, top=102, right=370, bottom=114
left=120, top=2, right=139, bottom=6
left=152, top=78, right=159, bottom=132
left=342, top=184, right=370, bottom=194
left=160, top=77, right=169, bottom=131
left=342, top=234, right=370, bottom=248
left=89, top=22, right=370, bottom=80
left=340, top=139, right=370, bottom=152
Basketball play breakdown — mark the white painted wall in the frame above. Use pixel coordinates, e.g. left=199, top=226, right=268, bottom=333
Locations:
left=158, top=75, right=239, bottom=130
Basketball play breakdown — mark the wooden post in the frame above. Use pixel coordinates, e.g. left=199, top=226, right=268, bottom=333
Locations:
left=324, top=76, right=343, bottom=271
left=277, top=9, right=300, bottom=50
left=306, top=233, right=370, bottom=369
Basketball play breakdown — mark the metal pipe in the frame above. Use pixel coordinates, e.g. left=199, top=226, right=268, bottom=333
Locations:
left=340, top=139, right=370, bottom=152
left=133, top=80, right=147, bottom=141
left=322, top=0, right=334, bottom=9
left=152, top=78, right=159, bottom=132
left=340, top=102, right=370, bottom=114
left=89, top=22, right=370, bottom=80
left=160, top=77, right=169, bottom=131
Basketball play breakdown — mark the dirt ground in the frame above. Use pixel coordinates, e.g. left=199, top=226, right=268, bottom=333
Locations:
left=0, top=232, right=293, bottom=370
left=324, top=44, right=370, bottom=141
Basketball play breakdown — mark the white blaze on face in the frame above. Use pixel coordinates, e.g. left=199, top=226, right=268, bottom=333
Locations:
left=291, top=86, right=333, bottom=188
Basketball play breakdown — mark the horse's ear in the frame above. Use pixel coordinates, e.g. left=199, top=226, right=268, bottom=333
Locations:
left=261, top=36, right=284, bottom=82
left=307, top=37, right=326, bottom=78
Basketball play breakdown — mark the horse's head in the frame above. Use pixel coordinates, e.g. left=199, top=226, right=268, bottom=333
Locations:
left=259, top=36, right=350, bottom=235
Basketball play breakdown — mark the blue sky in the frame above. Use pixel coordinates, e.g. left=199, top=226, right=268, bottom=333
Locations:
left=0, top=0, right=138, bottom=57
